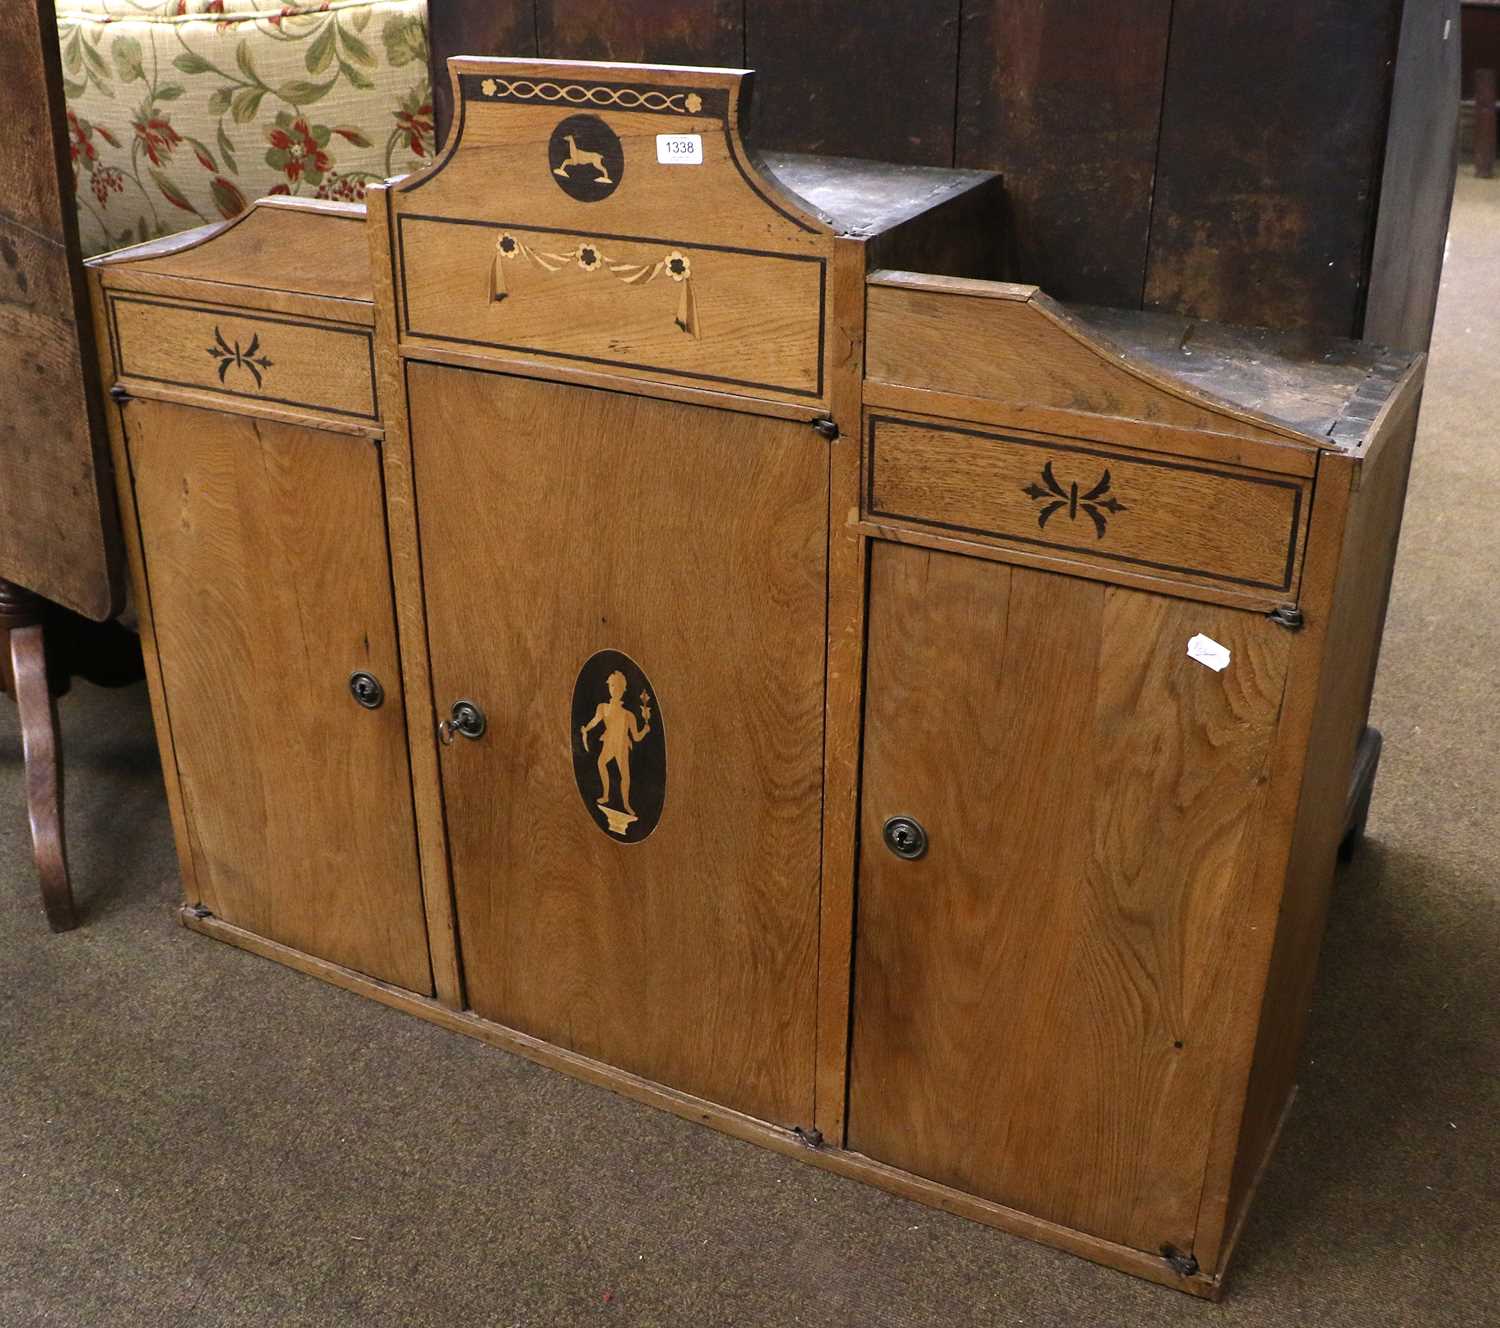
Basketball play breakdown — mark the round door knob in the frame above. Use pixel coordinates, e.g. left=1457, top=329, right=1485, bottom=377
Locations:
left=349, top=671, right=384, bottom=709
left=882, top=815, right=928, bottom=860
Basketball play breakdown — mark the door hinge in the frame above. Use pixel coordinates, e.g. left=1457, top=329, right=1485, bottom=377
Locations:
left=109, top=383, right=132, bottom=404
left=792, top=1124, right=825, bottom=1149
left=1160, top=1244, right=1200, bottom=1278
left=1267, top=604, right=1304, bottom=631
left=812, top=417, right=839, bottom=441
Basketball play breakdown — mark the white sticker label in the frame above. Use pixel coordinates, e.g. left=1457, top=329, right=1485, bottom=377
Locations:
left=656, top=133, right=704, bottom=165
left=1187, top=634, right=1232, bottom=673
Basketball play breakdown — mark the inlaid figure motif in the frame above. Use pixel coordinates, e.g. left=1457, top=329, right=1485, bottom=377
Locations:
left=580, top=671, right=653, bottom=836
left=554, top=134, right=613, bottom=185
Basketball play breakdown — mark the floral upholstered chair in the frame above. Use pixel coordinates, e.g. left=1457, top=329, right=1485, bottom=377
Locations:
left=56, top=0, right=433, bottom=257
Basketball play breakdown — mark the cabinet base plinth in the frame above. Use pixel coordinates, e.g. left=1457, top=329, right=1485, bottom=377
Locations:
left=179, top=906, right=1230, bottom=1299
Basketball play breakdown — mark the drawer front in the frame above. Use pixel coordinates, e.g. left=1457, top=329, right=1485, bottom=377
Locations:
left=396, top=216, right=827, bottom=401
left=866, top=416, right=1310, bottom=596
left=109, top=294, right=377, bottom=421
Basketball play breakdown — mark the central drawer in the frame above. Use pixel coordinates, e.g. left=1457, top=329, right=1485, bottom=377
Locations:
left=395, top=216, right=827, bottom=401
left=864, top=414, right=1312, bottom=598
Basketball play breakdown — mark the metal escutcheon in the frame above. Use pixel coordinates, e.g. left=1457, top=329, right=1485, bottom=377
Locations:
left=349, top=671, right=384, bottom=709
left=440, top=698, right=487, bottom=745
left=882, top=815, right=928, bottom=860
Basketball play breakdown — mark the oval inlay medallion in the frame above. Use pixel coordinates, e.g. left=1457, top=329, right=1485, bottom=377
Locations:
left=571, top=650, right=665, bottom=843
left=548, top=114, right=624, bottom=203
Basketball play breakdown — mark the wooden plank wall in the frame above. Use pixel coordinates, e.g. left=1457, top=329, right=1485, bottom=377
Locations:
left=427, top=0, right=1455, bottom=350
left=1366, top=0, right=1461, bottom=352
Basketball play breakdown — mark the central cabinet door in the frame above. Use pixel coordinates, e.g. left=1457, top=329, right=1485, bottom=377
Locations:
left=408, top=365, right=828, bottom=1124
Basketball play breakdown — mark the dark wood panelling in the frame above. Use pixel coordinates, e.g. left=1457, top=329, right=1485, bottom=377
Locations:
left=1145, top=0, right=1405, bottom=337
left=1365, top=0, right=1461, bottom=351
left=1461, top=4, right=1500, bottom=98
left=537, top=0, right=743, bottom=67
left=0, top=0, right=121, bottom=620
left=429, top=0, right=536, bottom=149
left=956, top=0, right=1174, bottom=307
left=748, top=1, right=961, bottom=166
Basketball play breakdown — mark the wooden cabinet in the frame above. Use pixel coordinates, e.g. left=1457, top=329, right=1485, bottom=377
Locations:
left=89, top=59, right=1427, bottom=1300
left=92, top=202, right=431, bottom=995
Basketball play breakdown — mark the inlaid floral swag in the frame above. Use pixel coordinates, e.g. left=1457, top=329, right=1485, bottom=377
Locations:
left=56, top=0, right=433, bottom=256
left=491, top=233, right=701, bottom=339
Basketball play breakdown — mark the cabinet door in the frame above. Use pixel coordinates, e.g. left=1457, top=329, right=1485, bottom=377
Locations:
left=125, top=399, right=432, bottom=995
left=847, top=541, right=1290, bottom=1254
left=409, top=365, right=827, bottom=1126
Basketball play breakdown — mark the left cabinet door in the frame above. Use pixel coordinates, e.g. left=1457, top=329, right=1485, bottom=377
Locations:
left=123, top=398, right=433, bottom=995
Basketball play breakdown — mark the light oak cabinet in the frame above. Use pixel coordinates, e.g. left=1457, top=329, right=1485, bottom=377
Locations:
left=90, top=59, right=1426, bottom=1299
left=92, top=204, right=431, bottom=995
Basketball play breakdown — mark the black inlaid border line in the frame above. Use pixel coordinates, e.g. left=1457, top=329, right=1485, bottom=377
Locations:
left=108, top=294, right=378, bottom=422
left=865, top=415, right=1306, bottom=594
left=396, top=214, right=826, bottom=399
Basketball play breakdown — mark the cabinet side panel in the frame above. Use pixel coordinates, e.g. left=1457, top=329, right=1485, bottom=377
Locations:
left=125, top=400, right=432, bottom=994
left=849, top=543, right=1289, bottom=1253
left=1222, top=410, right=1421, bottom=1244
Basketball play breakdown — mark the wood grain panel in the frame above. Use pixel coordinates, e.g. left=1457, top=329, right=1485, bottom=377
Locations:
left=410, top=364, right=827, bottom=1125
left=111, top=296, right=377, bottom=420
left=538, top=0, right=743, bottom=67
left=748, top=0, right=960, bottom=167
left=398, top=216, right=825, bottom=398
left=867, top=417, right=1310, bottom=596
left=848, top=542, right=1290, bottom=1253
left=1221, top=396, right=1422, bottom=1262
left=1145, top=0, right=1404, bottom=335
left=94, top=200, right=375, bottom=307
left=956, top=0, right=1174, bottom=306
left=124, top=398, right=431, bottom=994
left=0, top=0, right=121, bottom=619
left=864, top=279, right=1324, bottom=449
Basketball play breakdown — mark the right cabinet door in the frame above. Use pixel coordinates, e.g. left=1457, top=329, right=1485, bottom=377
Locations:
left=847, top=541, right=1291, bottom=1256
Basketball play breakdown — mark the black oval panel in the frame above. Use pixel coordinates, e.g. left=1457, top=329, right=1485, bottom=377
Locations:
left=571, top=649, right=665, bottom=843
left=548, top=114, right=624, bottom=203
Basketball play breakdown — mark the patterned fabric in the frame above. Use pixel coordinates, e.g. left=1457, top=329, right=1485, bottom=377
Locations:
left=57, top=0, right=432, bottom=256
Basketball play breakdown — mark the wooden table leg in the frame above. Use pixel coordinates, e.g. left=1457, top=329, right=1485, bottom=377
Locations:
left=0, top=579, right=77, bottom=931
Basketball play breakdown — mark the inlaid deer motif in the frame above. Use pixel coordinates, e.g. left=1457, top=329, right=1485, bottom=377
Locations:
left=553, top=134, right=613, bottom=185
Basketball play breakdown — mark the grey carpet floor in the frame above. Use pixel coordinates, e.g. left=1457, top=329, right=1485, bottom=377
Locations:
left=4, top=174, right=1498, bottom=1327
